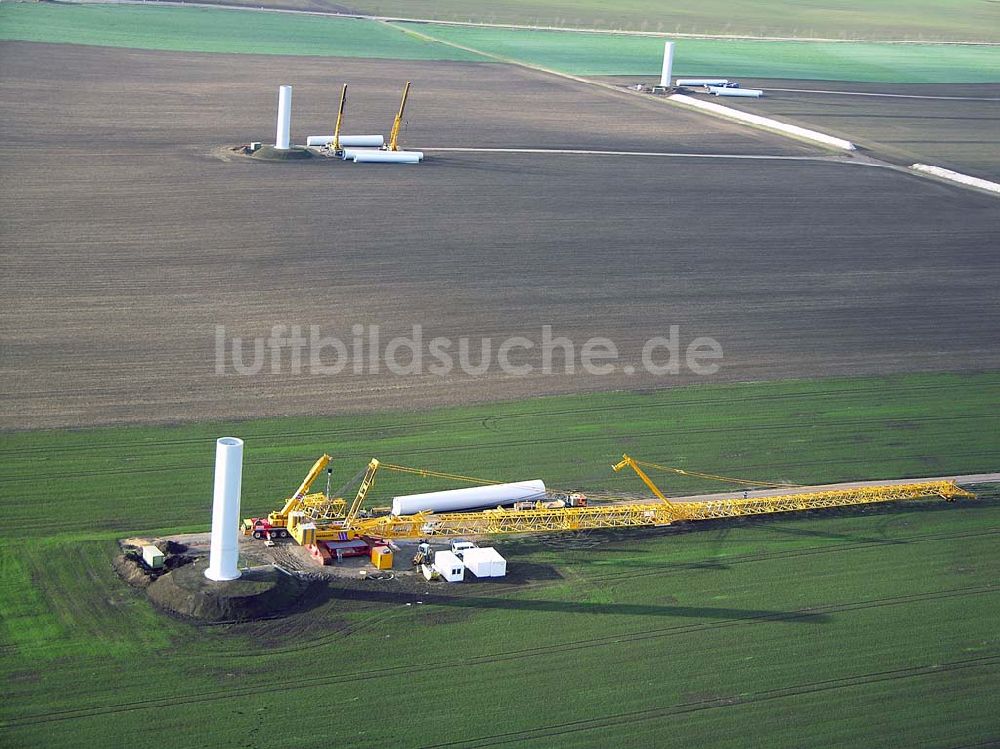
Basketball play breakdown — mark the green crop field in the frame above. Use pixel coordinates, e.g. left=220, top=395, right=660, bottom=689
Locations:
left=403, top=22, right=1000, bottom=83
left=2, top=4, right=997, bottom=83
left=353, top=0, right=1000, bottom=44
left=1, top=372, right=999, bottom=746
left=0, top=4, right=483, bottom=60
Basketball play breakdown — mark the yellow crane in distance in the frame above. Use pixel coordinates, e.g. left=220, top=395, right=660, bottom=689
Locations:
left=331, top=82, right=347, bottom=153
left=387, top=81, right=411, bottom=152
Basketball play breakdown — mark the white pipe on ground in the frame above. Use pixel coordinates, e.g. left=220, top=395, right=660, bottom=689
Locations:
left=709, top=87, right=764, bottom=98
left=205, top=437, right=244, bottom=582
left=340, top=147, right=382, bottom=160
left=352, top=150, right=424, bottom=164
left=660, top=42, right=675, bottom=87
left=306, top=135, right=385, bottom=147
left=391, top=480, right=546, bottom=516
left=676, top=78, right=729, bottom=87
left=275, top=85, right=292, bottom=150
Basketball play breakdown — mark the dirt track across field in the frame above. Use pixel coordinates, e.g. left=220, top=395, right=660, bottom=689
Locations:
left=602, top=77, right=1000, bottom=181
left=2, top=43, right=999, bottom=429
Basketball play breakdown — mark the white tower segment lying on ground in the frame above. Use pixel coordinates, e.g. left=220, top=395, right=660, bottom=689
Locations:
left=205, top=437, right=244, bottom=581
left=306, top=135, right=385, bottom=147
left=391, top=480, right=546, bottom=516
left=660, top=42, right=675, bottom=87
left=275, top=85, right=292, bottom=150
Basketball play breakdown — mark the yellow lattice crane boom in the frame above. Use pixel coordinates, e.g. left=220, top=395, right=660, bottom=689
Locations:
left=612, top=454, right=673, bottom=505
left=344, top=459, right=380, bottom=524
left=258, top=453, right=975, bottom=546
left=321, top=479, right=970, bottom=540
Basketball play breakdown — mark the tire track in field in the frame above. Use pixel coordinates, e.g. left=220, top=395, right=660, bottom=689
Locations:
left=197, top=528, right=997, bottom=658
left=422, top=653, right=1000, bottom=748
left=570, top=526, right=1000, bottom=588
left=3, top=584, right=995, bottom=729
left=0, top=380, right=984, bottom=458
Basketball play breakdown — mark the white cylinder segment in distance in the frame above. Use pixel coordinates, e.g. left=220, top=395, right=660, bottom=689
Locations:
left=660, top=42, right=675, bottom=87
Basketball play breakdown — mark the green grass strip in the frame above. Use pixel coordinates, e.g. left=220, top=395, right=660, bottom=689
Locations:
left=349, top=0, right=1000, bottom=45
left=1, top=372, right=996, bottom=540
left=408, top=22, right=1000, bottom=82
left=0, top=4, right=485, bottom=60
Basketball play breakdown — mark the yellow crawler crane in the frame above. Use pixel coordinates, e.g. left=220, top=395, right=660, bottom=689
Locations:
left=278, top=454, right=973, bottom=542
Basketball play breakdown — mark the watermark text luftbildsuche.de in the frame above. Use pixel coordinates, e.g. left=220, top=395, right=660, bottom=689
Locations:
left=215, top=324, right=723, bottom=378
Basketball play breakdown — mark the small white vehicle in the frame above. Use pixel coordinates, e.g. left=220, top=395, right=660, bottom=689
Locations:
left=450, top=539, right=477, bottom=555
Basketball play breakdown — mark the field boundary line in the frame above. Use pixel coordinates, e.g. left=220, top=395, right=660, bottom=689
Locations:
left=668, top=93, right=856, bottom=150
left=391, top=21, right=1000, bottom=197
left=763, top=87, right=1000, bottom=102
left=54, top=0, right=1000, bottom=45
left=418, top=147, right=845, bottom=162
left=386, top=20, right=856, bottom=157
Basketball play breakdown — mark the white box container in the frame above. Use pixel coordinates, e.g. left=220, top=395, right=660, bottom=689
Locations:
left=461, top=547, right=506, bottom=578
left=432, top=550, right=465, bottom=582
left=141, top=544, right=164, bottom=569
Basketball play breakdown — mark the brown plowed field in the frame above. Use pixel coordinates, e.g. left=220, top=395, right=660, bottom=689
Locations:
left=2, top=43, right=998, bottom=429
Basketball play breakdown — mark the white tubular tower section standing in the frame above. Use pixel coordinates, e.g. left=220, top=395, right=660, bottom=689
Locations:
left=275, top=85, right=292, bottom=150
left=205, top=437, right=244, bottom=582
left=660, top=42, right=675, bottom=87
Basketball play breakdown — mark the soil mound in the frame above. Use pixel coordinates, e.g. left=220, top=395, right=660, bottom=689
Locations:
left=250, top=145, right=312, bottom=161
left=147, top=560, right=311, bottom=622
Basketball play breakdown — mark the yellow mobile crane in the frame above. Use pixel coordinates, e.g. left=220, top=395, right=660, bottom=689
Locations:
left=241, top=454, right=341, bottom=539
left=330, top=82, right=348, bottom=153
left=267, top=454, right=974, bottom=547
left=387, top=81, right=411, bottom=152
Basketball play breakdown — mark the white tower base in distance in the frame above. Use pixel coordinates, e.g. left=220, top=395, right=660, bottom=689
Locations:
left=660, top=41, right=675, bottom=87
left=275, top=85, right=292, bottom=150
left=205, top=437, right=244, bottom=582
